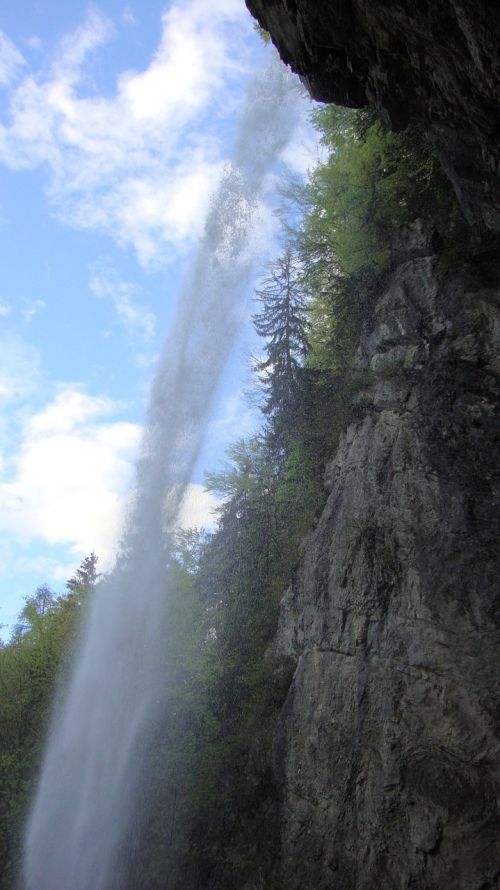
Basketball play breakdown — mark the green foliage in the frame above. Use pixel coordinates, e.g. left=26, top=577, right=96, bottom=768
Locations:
left=303, top=106, right=451, bottom=277
left=0, top=100, right=463, bottom=890
left=127, top=112, right=463, bottom=886
left=252, top=250, right=311, bottom=469
left=0, top=556, right=100, bottom=888
left=253, top=22, right=271, bottom=44
left=66, top=551, right=100, bottom=601
left=296, top=106, right=459, bottom=376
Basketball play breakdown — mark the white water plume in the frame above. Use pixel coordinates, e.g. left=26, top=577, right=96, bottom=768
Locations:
left=23, top=57, right=300, bottom=890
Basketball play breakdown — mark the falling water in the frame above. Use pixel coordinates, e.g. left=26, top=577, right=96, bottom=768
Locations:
left=23, top=57, right=300, bottom=890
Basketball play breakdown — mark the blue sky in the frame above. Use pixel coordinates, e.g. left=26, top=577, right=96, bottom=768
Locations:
left=0, top=0, right=316, bottom=636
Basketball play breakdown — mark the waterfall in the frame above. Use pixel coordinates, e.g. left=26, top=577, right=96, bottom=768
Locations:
left=23, top=56, right=300, bottom=890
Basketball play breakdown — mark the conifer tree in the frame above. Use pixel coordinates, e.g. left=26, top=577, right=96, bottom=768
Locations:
left=252, top=248, right=308, bottom=453
left=66, top=552, right=100, bottom=604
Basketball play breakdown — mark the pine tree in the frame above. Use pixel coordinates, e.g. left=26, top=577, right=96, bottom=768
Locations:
left=252, top=249, right=308, bottom=453
left=66, top=552, right=100, bottom=604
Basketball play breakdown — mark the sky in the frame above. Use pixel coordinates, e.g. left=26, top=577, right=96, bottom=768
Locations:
left=0, top=0, right=316, bottom=637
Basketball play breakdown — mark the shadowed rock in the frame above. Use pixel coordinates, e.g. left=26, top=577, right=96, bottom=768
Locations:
left=246, top=0, right=500, bottom=231
left=272, top=223, right=500, bottom=889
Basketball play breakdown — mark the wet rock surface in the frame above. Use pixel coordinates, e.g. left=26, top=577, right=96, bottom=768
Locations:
left=272, top=227, right=500, bottom=889
left=246, top=0, right=500, bottom=231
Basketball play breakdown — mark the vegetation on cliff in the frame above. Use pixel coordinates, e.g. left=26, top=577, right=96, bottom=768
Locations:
left=0, top=555, right=99, bottom=887
left=0, top=106, right=459, bottom=889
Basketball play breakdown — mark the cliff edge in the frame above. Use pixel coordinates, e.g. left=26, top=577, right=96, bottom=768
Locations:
left=246, top=0, right=500, bottom=232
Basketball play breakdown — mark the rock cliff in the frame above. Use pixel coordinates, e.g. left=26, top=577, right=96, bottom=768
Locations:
left=246, top=0, right=500, bottom=231
left=271, top=222, right=500, bottom=888
left=241, top=5, right=500, bottom=888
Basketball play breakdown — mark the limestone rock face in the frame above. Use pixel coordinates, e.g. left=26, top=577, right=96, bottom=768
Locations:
left=272, top=227, right=500, bottom=889
left=245, top=0, right=500, bottom=231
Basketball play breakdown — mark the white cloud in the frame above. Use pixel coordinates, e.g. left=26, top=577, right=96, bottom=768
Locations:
left=0, top=32, right=25, bottom=86
left=0, top=334, right=41, bottom=404
left=53, top=9, right=114, bottom=81
left=0, top=299, right=11, bottom=316
left=208, top=387, right=259, bottom=446
left=89, top=264, right=156, bottom=342
left=24, top=35, right=43, bottom=52
left=23, top=298, right=46, bottom=324
left=280, top=114, right=323, bottom=176
left=0, top=2, right=253, bottom=265
left=11, top=553, right=76, bottom=585
left=26, top=389, right=119, bottom=436
left=0, top=386, right=219, bottom=574
left=0, top=389, right=141, bottom=568
left=135, top=351, right=157, bottom=368
left=122, top=8, right=136, bottom=27
left=178, top=483, right=218, bottom=530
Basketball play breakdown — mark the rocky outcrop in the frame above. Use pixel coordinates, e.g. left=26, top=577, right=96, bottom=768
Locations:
left=271, top=222, right=500, bottom=889
left=246, top=0, right=500, bottom=231
left=242, top=7, right=500, bottom=883
left=242, top=7, right=500, bottom=886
